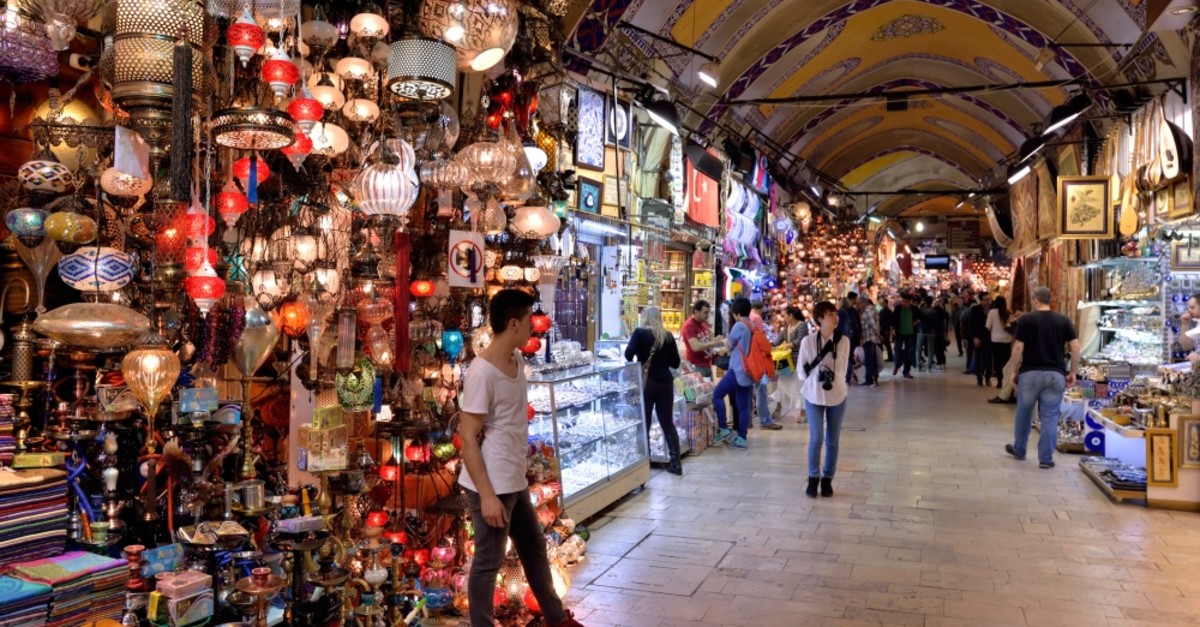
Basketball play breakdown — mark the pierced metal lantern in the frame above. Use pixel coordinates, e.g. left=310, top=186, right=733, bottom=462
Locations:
left=210, top=107, right=297, bottom=150
left=387, top=35, right=456, bottom=102
left=112, top=0, right=208, bottom=109
left=418, top=0, right=518, bottom=72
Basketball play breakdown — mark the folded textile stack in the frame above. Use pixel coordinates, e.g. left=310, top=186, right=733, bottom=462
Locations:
left=0, top=395, right=13, bottom=466
left=0, top=468, right=68, bottom=567
left=0, top=575, right=52, bottom=626
left=4, top=551, right=127, bottom=627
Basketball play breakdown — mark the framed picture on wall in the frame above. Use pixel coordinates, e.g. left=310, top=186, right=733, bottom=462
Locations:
left=1170, top=179, right=1194, bottom=219
left=1057, top=176, right=1113, bottom=239
left=577, top=177, right=602, bottom=214
left=606, top=97, right=633, bottom=150
left=1146, top=428, right=1179, bottom=488
left=1156, top=188, right=1171, bottom=221
left=1178, top=416, right=1200, bottom=469
left=1170, top=241, right=1200, bottom=271
left=574, top=86, right=606, bottom=171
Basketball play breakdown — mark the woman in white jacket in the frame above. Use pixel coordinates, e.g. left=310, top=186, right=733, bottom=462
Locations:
left=798, top=301, right=851, bottom=498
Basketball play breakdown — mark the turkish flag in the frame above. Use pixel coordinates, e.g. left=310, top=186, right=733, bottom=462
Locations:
left=686, top=157, right=719, bottom=227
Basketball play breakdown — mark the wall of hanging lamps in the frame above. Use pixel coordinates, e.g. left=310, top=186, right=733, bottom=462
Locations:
left=0, top=0, right=596, bottom=624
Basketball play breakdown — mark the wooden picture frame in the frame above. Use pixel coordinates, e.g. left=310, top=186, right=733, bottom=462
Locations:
left=605, top=97, right=633, bottom=149
left=1170, top=179, right=1194, bottom=219
left=1169, top=241, right=1200, bottom=271
left=1057, top=176, right=1113, bottom=239
left=574, top=86, right=606, bottom=171
left=1156, top=187, right=1171, bottom=221
left=1146, top=428, right=1179, bottom=488
left=1178, top=415, right=1200, bottom=469
left=577, top=177, right=602, bottom=214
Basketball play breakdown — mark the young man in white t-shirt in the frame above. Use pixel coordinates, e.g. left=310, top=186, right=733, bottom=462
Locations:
left=458, top=289, right=584, bottom=627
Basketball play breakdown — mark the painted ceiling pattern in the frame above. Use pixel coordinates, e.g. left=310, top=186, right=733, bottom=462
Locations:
left=569, top=0, right=1183, bottom=218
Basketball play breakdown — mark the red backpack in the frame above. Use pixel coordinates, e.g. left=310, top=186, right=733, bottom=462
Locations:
left=738, top=325, right=777, bottom=381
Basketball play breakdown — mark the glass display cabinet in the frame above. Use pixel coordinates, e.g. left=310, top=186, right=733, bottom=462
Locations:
left=528, top=362, right=650, bottom=521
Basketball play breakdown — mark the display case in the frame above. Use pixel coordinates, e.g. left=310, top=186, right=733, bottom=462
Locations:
left=527, top=362, right=650, bottom=521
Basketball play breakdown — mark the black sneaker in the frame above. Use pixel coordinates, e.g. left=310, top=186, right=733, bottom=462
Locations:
left=1005, top=444, right=1025, bottom=461
left=1039, top=461, right=1055, bottom=469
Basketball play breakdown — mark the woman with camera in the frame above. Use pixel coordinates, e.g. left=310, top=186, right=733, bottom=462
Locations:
left=799, top=301, right=851, bottom=497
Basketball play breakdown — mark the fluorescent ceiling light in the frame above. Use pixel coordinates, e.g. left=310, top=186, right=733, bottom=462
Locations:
left=1007, top=164, right=1032, bottom=185
left=697, top=61, right=718, bottom=89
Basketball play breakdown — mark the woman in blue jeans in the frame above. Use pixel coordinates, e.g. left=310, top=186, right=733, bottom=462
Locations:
left=712, top=297, right=755, bottom=450
left=798, top=301, right=851, bottom=497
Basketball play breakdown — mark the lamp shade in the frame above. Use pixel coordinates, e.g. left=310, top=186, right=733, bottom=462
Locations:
left=58, top=246, right=135, bottom=293
left=455, top=141, right=515, bottom=187
left=6, top=207, right=48, bottom=239
left=113, top=0, right=207, bottom=108
left=226, top=8, right=264, bottom=66
left=350, top=11, right=389, bottom=39
left=211, top=107, right=296, bottom=150
left=260, top=47, right=299, bottom=100
left=334, top=56, right=373, bottom=82
left=643, top=98, right=679, bottom=135
left=121, top=332, right=181, bottom=426
left=509, top=205, right=560, bottom=239
left=184, top=246, right=218, bottom=272
left=353, top=160, right=418, bottom=222
left=419, top=0, right=518, bottom=72
left=309, top=122, right=350, bottom=156
left=387, top=35, right=456, bottom=102
left=280, top=132, right=313, bottom=170
left=216, top=182, right=250, bottom=226
left=287, top=88, right=323, bottom=133
left=184, top=261, right=226, bottom=314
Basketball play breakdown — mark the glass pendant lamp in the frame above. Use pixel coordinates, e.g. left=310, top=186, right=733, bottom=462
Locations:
left=122, top=332, right=181, bottom=452
left=418, top=0, right=518, bottom=72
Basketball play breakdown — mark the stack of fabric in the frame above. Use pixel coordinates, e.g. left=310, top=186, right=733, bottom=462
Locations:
left=0, top=574, right=52, bottom=626
left=0, top=395, right=13, bottom=466
left=0, top=468, right=68, bottom=566
left=4, top=551, right=127, bottom=626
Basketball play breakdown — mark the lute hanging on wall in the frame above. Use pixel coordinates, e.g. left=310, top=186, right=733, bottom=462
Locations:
left=1159, top=92, right=1193, bottom=182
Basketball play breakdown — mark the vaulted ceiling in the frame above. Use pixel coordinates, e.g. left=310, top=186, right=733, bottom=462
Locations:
left=565, top=0, right=1191, bottom=218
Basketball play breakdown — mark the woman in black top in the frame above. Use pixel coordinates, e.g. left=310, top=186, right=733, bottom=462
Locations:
left=626, top=305, right=683, bottom=475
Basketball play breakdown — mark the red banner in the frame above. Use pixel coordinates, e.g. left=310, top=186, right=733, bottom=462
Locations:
left=686, top=158, right=719, bottom=227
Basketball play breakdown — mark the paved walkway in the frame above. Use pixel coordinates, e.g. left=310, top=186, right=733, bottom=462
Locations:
left=565, top=356, right=1200, bottom=627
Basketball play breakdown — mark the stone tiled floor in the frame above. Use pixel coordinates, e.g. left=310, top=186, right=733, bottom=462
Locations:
left=565, top=359, right=1200, bottom=627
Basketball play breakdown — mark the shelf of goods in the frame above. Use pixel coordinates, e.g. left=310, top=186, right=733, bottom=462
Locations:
left=1079, top=257, right=1166, bottom=370
left=648, top=370, right=717, bottom=464
left=528, top=362, right=650, bottom=521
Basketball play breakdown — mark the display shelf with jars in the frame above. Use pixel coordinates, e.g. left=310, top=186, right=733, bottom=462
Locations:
left=527, top=363, right=650, bottom=521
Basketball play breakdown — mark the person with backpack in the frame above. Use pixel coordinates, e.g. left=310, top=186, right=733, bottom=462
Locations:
left=712, top=297, right=774, bottom=450
left=799, top=301, right=851, bottom=497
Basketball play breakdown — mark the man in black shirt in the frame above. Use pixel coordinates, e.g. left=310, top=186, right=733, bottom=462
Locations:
left=879, top=298, right=894, bottom=362
left=967, top=293, right=992, bottom=385
left=1005, top=286, right=1080, bottom=469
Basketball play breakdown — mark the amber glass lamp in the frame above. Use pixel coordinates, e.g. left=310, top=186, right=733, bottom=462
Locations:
left=121, top=332, right=181, bottom=452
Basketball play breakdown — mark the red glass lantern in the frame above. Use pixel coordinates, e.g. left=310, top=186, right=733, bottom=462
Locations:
left=216, top=182, right=249, bottom=227
left=521, top=336, right=541, bottom=356
left=409, top=280, right=435, bottom=298
left=280, top=132, right=313, bottom=170
left=524, top=587, right=541, bottom=613
left=380, top=454, right=400, bottom=481
left=277, top=298, right=310, bottom=339
left=226, top=8, right=264, bottom=66
left=184, top=246, right=218, bottom=273
left=261, top=47, right=299, bottom=100
left=156, top=221, right=187, bottom=264
left=366, top=510, right=389, bottom=528
left=405, top=548, right=430, bottom=569
left=404, top=443, right=430, bottom=463
left=233, top=156, right=271, bottom=186
left=184, top=262, right=226, bottom=315
left=287, top=88, right=323, bottom=134
left=179, top=206, right=216, bottom=244
left=384, top=529, right=407, bottom=545
left=530, top=312, right=552, bottom=335
left=492, top=585, right=507, bottom=607
left=526, top=404, right=535, bottom=422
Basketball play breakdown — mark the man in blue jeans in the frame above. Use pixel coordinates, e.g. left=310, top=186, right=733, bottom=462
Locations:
left=1004, top=286, right=1080, bottom=469
left=713, top=297, right=756, bottom=449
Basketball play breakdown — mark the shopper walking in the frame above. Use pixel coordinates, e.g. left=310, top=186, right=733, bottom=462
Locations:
left=749, top=301, right=782, bottom=430
left=961, top=294, right=977, bottom=373
left=916, top=297, right=938, bottom=372
left=969, top=293, right=993, bottom=386
left=772, top=306, right=808, bottom=420
left=950, top=297, right=965, bottom=357
left=892, top=294, right=917, bottom=379
left=459, top=289, right=586, bottom=627
left=713, top=297, right=755, bottom=449
left=800, top=301, right=851, bottom=497
left=626, top=306, right=684, bottom=475
left=879, top=297, right=895, bottom=362
left=859, top=296, right=881, bottom=386
left=838, top=293, right=863, bottom=384
left=681, top=300, right=724, bottom=379
left=1005, top=286, right=1080, bottom=469
left=987, top=296, right=1014, bottom=391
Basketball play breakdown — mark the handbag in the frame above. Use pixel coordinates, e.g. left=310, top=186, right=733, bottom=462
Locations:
left=772, top=346, right=795, bottom=377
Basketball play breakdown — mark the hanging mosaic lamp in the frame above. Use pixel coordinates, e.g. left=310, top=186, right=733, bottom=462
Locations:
left=280, top=132, right=313, bottom=170
left=227, top=7, right=265, bottom=66
left=57, top=246, right=135, bottom=294
left=7, top=207, right=49, bottom=246
left=419, top=0, right=518, bottom=72
left=260, top=46, right=299, bottom=100
left=287, top=86, right=323, bottom=133
left=18, top=149, right=74, bottom=193
left=184, top=259, right=225, bottom=315
left=184, top=246, right=218, bottom=273
left=180, top=202, right=216, bottom=244
left=216, top=181, right=250, bottom=227
left=386, top=34, right=456, bottom=102
left=45, top=211, right=98, bottom=246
